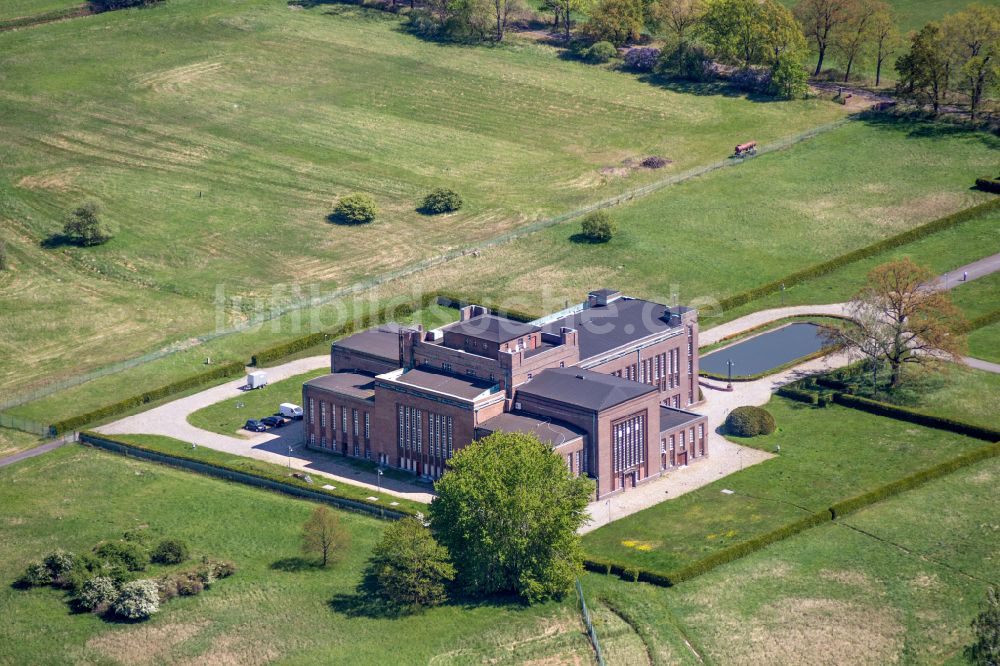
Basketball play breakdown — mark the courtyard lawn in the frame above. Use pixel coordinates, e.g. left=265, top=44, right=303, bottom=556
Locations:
left=187, top=369, right=328, bottom=437
left=581, top=396, right=988, bottom=573
left=618, top=451, right=1000, bottom=666
left=949, top=270, right=1000, bottom=321
left=0, top=0, right=848, bottom=399
left=0, top=445, right=593, bottom=665
left=969, top=323, right=1000, bottom=365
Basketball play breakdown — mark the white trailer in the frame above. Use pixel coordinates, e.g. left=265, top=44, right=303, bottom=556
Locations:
left=246, top=371, right=268, bottom=389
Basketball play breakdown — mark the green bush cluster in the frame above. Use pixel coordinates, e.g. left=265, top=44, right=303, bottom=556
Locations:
left=420, top=188, right=463, bottom=214
left=579, top=210, right=617, bottom=242
left=718, top=197, right=1000, bottom=312
left=151, top=539, right=190, bottom=565
left=725, top=406, right=776, bottom=437
left=80, top=432, right=421, bottom=518
left=832, top=393, right=1000, bottom=442
left=156, top=558, right=236, bottom=601
left=585, top=41, right=618, bottom=63
left=95, top=540, right=149, bottom=571
left=776, top=386, right=820, bottom=405
left=332, top=193, right=378, bottom=224
left=975, top=178, right=1000, bottom=194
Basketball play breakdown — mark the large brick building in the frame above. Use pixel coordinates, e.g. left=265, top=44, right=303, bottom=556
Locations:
left=302, top=289, right=707, bottom=498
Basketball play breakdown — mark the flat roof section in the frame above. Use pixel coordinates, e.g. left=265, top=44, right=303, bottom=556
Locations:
left=659, top=406, right=704, bottom=433
left=478, top=411, right=584, bottom=448
left=304, top=372, right=377, bottom=402
left=391, top=367, right=499, bottom=401
left=516, top=367, right=656, bottom=412
left=442, top=314, right=540, bottom=344
left=543, top=298, right=691, bottom=361
left=333, top=323, right=404, bottom=362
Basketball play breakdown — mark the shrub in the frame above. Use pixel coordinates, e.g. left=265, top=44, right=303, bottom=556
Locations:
left=656, top=42, right=714, bottom=81
left=151, top=539, right=189, bottom=565
left=176, top=576, right=205, bottom=596
left=579, top=210, right=617, bottom=242
left=20, top=561, right=53, bottom=587
left=43, top=550, right=76, bottom=582
left=640, top=156, right=669, bottom=169
left=725, top=406, right=776, bottom=437
left=332, top=193, right=378, bottom=225
left=623, top=47, right=660, bottom=72
left=112, top=580, right=160, bottom=620
left=63, top=201, right=114, bottom=247
left=95, top=541, right=149, bottom=572
left=206, top=559, right=237, bottom=579
left=586, top=41, right=619, bottom=64
left=420, top=188, right=463, bottom=214
left=730, top=67, right=771, bottom=92
left=776, top=386, right=820, bottom=405
left=769, top=54, right=808, bottom=99
left=368, top=517, right=454, bottom=610
left=77, top=576, right=119, bottom=612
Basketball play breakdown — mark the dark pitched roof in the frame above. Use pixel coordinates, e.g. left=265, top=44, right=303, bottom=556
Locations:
left=390, top=367, right=498, bottom=401
left=543, top=298, right=690, bottom=361
left=478, top=411, right=584, bottom=448
left=443, top=314, right=540, bottom=344
left=332, top=323, right=403, bottom=362
left=516, top=367, right=655, bottom=412
left=304, top=372, right=376, bottom=401
left=659, top=406, right=704, bottom=433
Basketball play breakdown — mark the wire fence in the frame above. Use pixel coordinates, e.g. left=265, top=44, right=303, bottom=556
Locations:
left=576, top=578, right=606, bottom=666
left=0, top=412, right=50, bottom=437
left=0, top=118, right=850, bottom=417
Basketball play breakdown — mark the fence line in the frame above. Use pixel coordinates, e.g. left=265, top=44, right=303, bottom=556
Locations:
left=0, top=413, right=49, bottom=437
left=0, top=118, right=850, bottom=414
left=576, top=579, right=607, bottom=666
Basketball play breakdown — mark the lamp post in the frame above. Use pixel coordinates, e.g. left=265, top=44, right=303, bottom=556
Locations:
left=780, top=283, right=785, bottom=306
left=727, top=359, right=735, bottom=391
left=606, top=499, right=611, bottom=526
left=376, top=468, right=383, bottom=494
left=287, top=445, right=292, bottom=470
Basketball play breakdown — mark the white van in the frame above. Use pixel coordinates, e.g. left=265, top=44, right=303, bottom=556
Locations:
left=279, top=403, right=303, bottom=420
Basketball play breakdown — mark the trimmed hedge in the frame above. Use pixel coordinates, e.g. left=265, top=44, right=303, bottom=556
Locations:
left=80, top=432, right=422, bottom=518
left=965, top=307, right=1000, bottom=332
left=725, top=406, right=775, bottom=437
left=975, top=178, right=1000, bottom=194
left=832, top=393, right=1000, bottom=442
left=49, top=361, right=245, bottom=435
left=718, top=197, right=1000, bottom=312
left=776, top=386, right=820, bottom=404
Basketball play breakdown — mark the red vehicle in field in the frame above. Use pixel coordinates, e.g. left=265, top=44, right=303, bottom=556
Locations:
left=734, top=141, right=757, bottom=157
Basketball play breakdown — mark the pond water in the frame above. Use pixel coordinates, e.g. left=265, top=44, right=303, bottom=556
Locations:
left=700, top=322, right=830, bottom=378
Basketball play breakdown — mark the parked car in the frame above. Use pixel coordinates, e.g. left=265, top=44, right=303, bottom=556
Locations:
left=261, top=415, right=286, bottom=428
left=243, top=419, right=267, bottom=432
left=279, top=403, right=303, bottom=420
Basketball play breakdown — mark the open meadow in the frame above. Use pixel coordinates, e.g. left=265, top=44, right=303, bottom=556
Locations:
left=0, top=444, right=597, bottom=665
left=0, top=0, right=850, bottom=398
left=622, top=449, right=1000, bottom=665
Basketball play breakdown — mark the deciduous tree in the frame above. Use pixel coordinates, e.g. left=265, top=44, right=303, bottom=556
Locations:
left=833, top=0, right=878, bottom=82
left=830, top=258, right=966, bottom=389
left=942, top=5, right=1000, bottom=121
left=700, top=0, right=801, bottom=68
left=301, top=506, right=350, bottom=568
left=368, top=517, right=455, bottom=610
left=793, top=0, right=856, bottom=75
left=896, top=23, right=952, bottom=115
left=429, top=432, right=592, bottom=603
left=966, top=587, right=1000, bottom=666
left=584, top=0, right=645, bottom=46
left=870, top=4, right=900, bottom=86
left=63, top=201, right=114, bottom=247
left=651, top=0, right=703, bottom=43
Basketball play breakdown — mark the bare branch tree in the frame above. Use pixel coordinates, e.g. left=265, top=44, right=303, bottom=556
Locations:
left=302, top=506, right=350, bottom=567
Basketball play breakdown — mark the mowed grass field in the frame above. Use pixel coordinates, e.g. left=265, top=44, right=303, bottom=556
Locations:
left=0, top=0, right=850, bottom=397
left=583, top=450, right=1000, bottom=665
left=0, top=0, right=83, bottom=21
left=396, top=116, right=998, bottom=320
left=0, top=445, right=597, bottom=665
left=581, top=396, right=988, bottom=573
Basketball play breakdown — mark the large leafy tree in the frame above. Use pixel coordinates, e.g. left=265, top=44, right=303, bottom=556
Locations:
left=870, top=4, right=900, bottom=87
left=651, top=0, right=704, bottom=44
left=700, top=0, right=801, bottom=68
left=429, top=432, right=592, bottom=603
left=895, top=23, right=952, bottom=115
left=833, top=0, right=878, bottom=82
left=793, top=0, right=857, bottom=75
left=584, top=0, right=645, bottom=46
left=368, top=517, right=455, bottom=611
left=942, top=5, right=1000, bottom=121
left=63, top=201, right=114, bottom=247
left=829, top=258, right=966, bottom=389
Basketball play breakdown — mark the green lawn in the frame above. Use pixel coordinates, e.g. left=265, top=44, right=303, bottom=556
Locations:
left=969, top=322, right=1000, bottom=364
left=397, top=116, right=997, bottom=322
left=0, top=0, right=848, bottom=399
left=950, top=270, right=1000, bottom=321
left=0, top=0, right=83, bottom=21
left=0, top=444, right=594, bottom=665
left=187, top=369, right=327, bottom=437
left=631, top=452, right=1000, bottom=665
left=581, top=396, right=987, bottom=573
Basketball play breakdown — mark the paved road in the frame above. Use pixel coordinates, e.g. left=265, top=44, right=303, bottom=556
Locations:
left=964, top=357, right=1000, bottom=374
left=0, top=438, right=71, bottom=469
